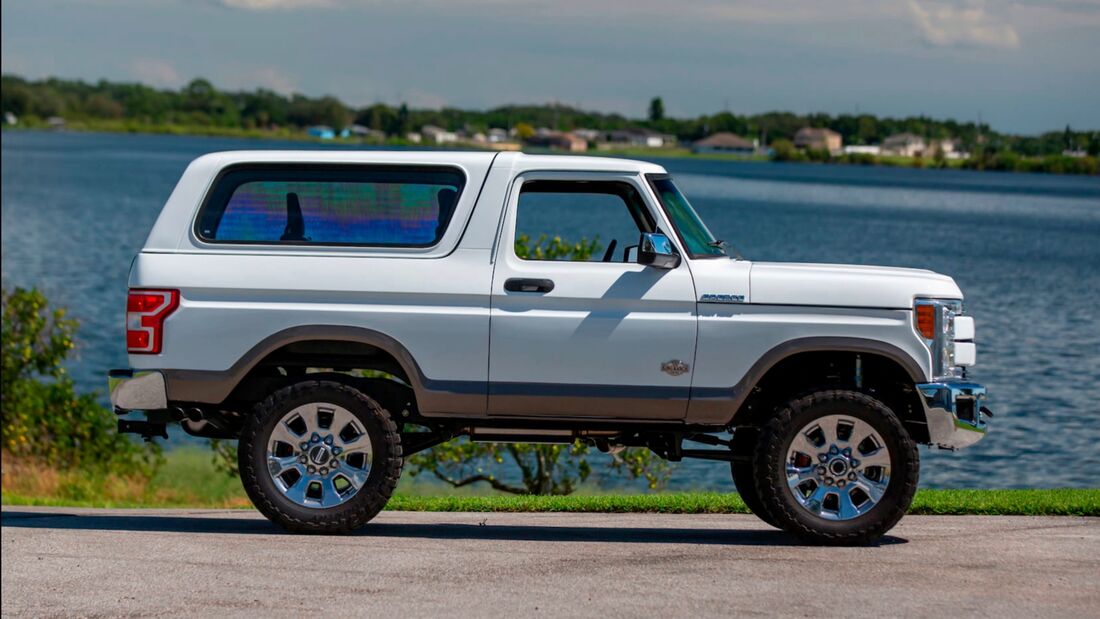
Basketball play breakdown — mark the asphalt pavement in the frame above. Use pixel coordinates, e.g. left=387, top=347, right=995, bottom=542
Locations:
left=2, top=506, right=1098, bottom=617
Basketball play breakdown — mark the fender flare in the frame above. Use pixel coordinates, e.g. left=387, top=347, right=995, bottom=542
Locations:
left=164, top=325, right=429, bottom=404
left=688, top=336, right=927, bottom=425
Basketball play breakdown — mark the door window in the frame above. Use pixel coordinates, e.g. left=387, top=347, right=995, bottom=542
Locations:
left=513, top=180, right=655, bottom=263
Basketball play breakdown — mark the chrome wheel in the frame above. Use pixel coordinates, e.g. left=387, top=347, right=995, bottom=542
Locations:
left=266, top=402, right=373, bottom=509
left=785, top=414, right=891, bottom=521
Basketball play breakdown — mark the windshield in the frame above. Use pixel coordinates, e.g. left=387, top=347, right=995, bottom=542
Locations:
left=647, top=175, right=726, bottom=258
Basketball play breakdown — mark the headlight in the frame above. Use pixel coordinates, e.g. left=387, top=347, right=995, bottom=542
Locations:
left=914, top=298, right=964, bottom=380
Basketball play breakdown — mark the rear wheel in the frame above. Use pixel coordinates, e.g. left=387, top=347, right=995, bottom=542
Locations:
left=752, top=390, right=918, bottom=545
left=238, top=380, right=403, bottom=533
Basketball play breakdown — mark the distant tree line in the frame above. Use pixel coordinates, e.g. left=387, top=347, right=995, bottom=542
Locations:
left=2, top=74, right=1098, bottom=157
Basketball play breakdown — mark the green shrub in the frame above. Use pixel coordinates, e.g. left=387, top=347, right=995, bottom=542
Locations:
left=1, top=288, right=159, bottom=475
left=770, top=139, right=803, bottom=162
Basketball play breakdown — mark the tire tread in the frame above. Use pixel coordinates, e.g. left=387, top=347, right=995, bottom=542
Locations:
left=753, top=389, right=919, bottom=545
left=238, top=380, right=403, bottom=534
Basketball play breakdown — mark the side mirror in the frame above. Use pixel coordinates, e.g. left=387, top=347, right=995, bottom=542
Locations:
left=637, top=233, right=680, bottom=269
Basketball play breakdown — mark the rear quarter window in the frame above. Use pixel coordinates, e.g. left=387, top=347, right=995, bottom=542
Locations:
left=195, top=165, right=466, bottom=247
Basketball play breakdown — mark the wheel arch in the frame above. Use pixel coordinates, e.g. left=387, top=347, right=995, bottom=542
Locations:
left=164, top=325, right=431, bottom=408
left=715, top=337, right=930, bottom=444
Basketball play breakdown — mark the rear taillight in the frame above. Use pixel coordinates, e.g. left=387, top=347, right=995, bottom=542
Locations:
left=126, top=289, right=179, bottom=354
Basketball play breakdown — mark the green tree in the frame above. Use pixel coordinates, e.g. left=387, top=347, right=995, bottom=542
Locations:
left=648, top=96, right=665, bottom=123
left=770, top=138, right=801, bottom=162
left=405, top=235, right=671, bottom=495
left=514, top=122, right=536, bottom=140
left=1, top=288, right=159, bottom=474
left=394, top=102, right=410, bottom=136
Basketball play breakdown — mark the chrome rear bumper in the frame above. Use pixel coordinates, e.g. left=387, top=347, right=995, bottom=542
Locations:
left=108, top=369, right=168, bottom=412
left=917, top=381, right=990, bottom=450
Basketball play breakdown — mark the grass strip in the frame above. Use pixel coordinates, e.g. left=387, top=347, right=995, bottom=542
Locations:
left=4, top=489, right=1096, bottom=516
left=386, top=489, right=1100, bottom=517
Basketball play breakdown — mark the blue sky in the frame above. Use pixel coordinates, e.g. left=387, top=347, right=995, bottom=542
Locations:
left=2, top=0, right=1098, bottom=134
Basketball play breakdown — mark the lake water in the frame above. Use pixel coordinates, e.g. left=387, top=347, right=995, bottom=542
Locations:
left=2, top=131, right=1099, bottom=490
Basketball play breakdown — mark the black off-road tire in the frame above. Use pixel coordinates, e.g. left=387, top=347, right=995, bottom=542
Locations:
left=731, top=462, right=777, bottom=528
left=238, top=380, right=403, bottom=534
left=752, top=390, right=919, bottom=545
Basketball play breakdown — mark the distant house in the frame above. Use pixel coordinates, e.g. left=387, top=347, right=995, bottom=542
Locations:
left=843, top=145, right=881, bottom=156
left=421, top=125, right=458, bottom=145
left=571, top=128, right=602, bottom=142
left=605, top=128, right=676, bottom=148
left=487, top=128, right=509, bottom=143
left=882, top=133, right=926, bottom=157
left=525, top=131, right=588, bottom=152
left=347, top=124, right=387, bottom=141
left=306, top=125, right=335, bottom=139
left=3, top=111, right=17, bottom=125
left=793, top=127, right=842, bottom=152
left=692, top=132, right=756, bottom=155
left=930, top=139, right=968, bottom=160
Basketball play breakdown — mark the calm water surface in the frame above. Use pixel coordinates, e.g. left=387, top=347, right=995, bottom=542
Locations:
left=3, top=131, right=1099, bottom=490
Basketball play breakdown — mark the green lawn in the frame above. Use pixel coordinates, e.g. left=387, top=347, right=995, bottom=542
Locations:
left=3, top=449, right=1096, bottom=516
left=387, top=489, right=1100, bottom=517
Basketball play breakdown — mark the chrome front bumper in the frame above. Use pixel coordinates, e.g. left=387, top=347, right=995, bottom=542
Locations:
left=108, top=369, right=168, bottom=412
left=918, top=381, right=990, bottom=450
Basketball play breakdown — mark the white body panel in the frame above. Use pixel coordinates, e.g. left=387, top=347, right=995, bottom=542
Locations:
left=750, top=262, right=961, bottom=309
left=486, top=171, right=697, bottom=419
left=130, top=249, right=492, bottom=385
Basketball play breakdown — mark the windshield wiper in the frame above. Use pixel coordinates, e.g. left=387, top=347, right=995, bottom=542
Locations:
left=708, top=239, right=729, bottom=252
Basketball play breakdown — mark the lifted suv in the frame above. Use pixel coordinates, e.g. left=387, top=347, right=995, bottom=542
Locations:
left=109, top=151, right=990, bottom=544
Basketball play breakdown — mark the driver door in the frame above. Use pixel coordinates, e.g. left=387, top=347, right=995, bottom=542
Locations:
left=488, top=173, right=698, bottom=420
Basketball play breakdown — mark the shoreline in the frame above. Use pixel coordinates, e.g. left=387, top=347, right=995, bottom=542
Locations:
left=5, top=125, right=1096, bottom=176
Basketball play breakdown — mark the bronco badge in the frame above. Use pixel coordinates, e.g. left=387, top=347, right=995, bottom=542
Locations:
left=700, top=293, right=745, bottom=303
left=661, top=359, right=690, bottom=376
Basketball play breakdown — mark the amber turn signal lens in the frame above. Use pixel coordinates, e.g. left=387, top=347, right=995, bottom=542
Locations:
left=915, top=304, right=936, bottom=339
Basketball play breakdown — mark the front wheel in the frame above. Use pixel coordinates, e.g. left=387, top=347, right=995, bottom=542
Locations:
left=238, top=380, right=403, bottom=533
left=752, top=390, right=919, bottom=545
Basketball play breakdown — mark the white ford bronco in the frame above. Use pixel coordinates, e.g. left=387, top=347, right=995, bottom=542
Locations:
left=109, top=151, right=990, bottom=544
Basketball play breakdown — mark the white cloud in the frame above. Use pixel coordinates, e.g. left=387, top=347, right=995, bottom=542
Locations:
left=131, top=58, right=182, bottom=87
left=403, top=89, right=447, bottom=110
left=253, top=67, right=296, bottom=94
left=908, top=0, right=1021, bottom=49
left=216, top=0, right=333, bottom=9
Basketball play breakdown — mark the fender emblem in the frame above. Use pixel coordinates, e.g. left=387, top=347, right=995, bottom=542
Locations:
left=700, top=293, right=744, bottom=304
left=661, top=359, right=690, bottom=377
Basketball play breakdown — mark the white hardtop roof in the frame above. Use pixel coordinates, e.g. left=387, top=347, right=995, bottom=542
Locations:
left=189, top=150, right=667, bottom=174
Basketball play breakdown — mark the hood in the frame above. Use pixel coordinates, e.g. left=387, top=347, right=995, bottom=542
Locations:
left=750, top=262, right=962, bottom=308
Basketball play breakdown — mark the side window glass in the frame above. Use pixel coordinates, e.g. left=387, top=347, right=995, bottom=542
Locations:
left=198, top=167, right=464, bottom=247
left=514, top=181, right=654, bottom=262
